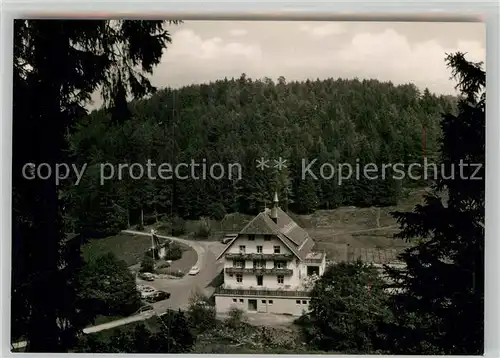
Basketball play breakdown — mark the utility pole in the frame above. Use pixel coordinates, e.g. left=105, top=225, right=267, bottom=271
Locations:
left=150, top=229, right=155, bottom=252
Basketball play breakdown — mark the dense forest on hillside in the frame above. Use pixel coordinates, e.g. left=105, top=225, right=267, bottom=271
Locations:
left=66, top=75, right=456, bottom=237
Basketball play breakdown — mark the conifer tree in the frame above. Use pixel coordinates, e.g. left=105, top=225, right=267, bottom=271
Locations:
left=12, top=19, right=180, bottom=352
left=385, top=52, right=485, bottom=354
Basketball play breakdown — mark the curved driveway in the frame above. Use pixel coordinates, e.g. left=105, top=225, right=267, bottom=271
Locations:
left=14, top=232, right=226, bottom=347
left=122, top=230, right=225, bottom=312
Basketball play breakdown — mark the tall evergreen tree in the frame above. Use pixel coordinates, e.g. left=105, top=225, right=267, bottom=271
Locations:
left=12, top=20, right=180, bottom=352
left=385, top=52, right=485, bottom=354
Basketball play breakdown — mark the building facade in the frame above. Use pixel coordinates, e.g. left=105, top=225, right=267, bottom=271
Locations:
left=214, top=193, right=326, bottom=316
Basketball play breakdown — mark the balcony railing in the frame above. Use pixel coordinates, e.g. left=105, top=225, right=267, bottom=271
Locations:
left=225, top=253, right=294, bottom=261
left=225, top=267, right=293, bottom=276
left=215, top=286, right=311, bottom=298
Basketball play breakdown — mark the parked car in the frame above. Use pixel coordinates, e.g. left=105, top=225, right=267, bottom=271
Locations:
left=138, top=305, right=154, bottom=313
left=188, top=266, right=200, bottom=275
left=134, top=304, right=155, bottom=317
left=137, top=284, right=155, bottom=292
left=157, top=290, right=171, bottom=300
left=144, top=290, right=171, bottom=303
left=140, top=291, right=157, bottom=300
left=138, top=272, right=155, bottom=281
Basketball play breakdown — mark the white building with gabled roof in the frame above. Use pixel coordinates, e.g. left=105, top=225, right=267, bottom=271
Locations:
left=214, top=193, right=326, bottom=316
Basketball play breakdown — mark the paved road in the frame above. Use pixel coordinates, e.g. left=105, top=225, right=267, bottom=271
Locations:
left=83, top=311, right=156, bottom=334
left=123, top=230, right=225, bottom=312
left=13, top=234, right=226, bottom=350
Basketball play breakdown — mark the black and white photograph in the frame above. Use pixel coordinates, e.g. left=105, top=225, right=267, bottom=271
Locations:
left=11, top=18, right=485, bottom=354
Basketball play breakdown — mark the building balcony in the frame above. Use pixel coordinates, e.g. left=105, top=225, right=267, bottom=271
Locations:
left=225, top=267, right=293, bottom=276
left=215, top=286, right=311, bottom=298
left=225, top=253, right=294, bottom=261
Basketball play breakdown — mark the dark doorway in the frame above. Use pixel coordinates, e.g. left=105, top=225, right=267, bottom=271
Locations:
left=256, top=275, right=263, bottom=286
left=307, top=266, right=320, bottom=276
left=248, top=299, right=257, bottom=311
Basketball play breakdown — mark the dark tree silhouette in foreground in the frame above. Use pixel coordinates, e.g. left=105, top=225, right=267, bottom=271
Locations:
left=385, top=52, right=485, bottom=354
left=12, top=20, right=180, bottom=352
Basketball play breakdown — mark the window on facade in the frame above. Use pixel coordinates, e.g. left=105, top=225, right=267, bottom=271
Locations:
left=236, top=274, right=243, bottom=283
left=264, top=235, right=272, bottom=241
left=253, top=260, right=264, bottom=268
left=239, top=245, right=246, bottom=253
left=262, top=300, right=266, bottom=304
left=268, top=300, right=274, bottom=305
left=239, top=299, right=244, bottom=303
left=296, top=300, right=301, bottom=304
left=274, top=261, right=285, bottom=269
left=302, top=300, right=307, bottom=304
left=277, top=275, right=284, bottom=284
left=273, top=246, right=281, bottom=253
left=233, top=299, right=237, bottom=303
left=248, top=234, right=255, bottom=241
left=234, top=260, right=245, bottom=268
left=256, top=245, right=263, bottom=253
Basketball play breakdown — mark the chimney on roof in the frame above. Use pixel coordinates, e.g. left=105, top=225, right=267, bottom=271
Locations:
left=271, top=192, right=279, bottom=223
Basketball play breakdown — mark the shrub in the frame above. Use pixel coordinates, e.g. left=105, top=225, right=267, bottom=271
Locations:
left=164, top=242, right=183, bottom=261
left=140, top=254, right=155, bottom=273
left=169, top=270, right=184, bottom=278
left=208, top=203, right=226, bottom=221
left=144, top=214, right=157, bottom=226
left=226, top=307, right=245, bottom=328
left=171, top=216, right=186, bottom=236
left=79, top=252, right=141, bottom=317
left=187, top=291, right=217, bottom=333
left=195, top=217, right=211, bottom=238
left=294, top=313, right=312, bottom=327
left=306, top=260, right=392, bottom=353
left=145, top=248, right=159, bottom=260
left=156, top=262, right=170, bottom=269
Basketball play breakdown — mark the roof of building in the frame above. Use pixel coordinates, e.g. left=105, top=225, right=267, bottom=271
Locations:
left=305, top=252, right=325, bottom=260
left=216, top=201, right=316, bottom=261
